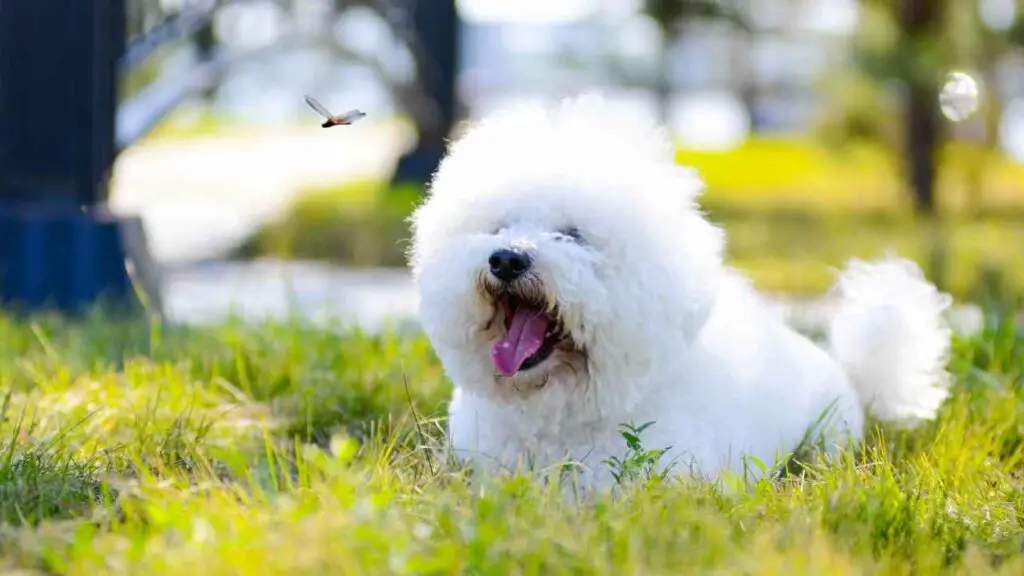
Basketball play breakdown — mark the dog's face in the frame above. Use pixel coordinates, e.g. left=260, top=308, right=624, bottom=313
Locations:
left=410, top=97, right=726, bottom=411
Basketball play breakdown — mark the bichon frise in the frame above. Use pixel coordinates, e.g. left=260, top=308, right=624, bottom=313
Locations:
left=409, top=96, right=952, bottom=489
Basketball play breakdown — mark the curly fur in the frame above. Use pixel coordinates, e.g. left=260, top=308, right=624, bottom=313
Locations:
left=408, top=95, right=953, bottom=489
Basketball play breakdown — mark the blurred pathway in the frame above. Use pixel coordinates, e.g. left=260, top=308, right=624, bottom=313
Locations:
left=160, top=260, right=989, bottom=337
left=163, top=260, right=420, bottom=332
left=110, top=122, right=412, bottom=263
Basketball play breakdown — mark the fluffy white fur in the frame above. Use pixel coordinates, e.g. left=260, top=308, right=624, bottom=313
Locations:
left=408, top=95, right=953, bottom=489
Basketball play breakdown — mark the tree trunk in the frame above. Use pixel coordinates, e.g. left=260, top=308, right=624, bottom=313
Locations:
left=899, top=0, right=943, bottom=215
left=735, top=29, right=756, bottom=132
left=904, top=83, right=939, bottom=214
left=390, top=0, right=460, bottom=188
left=195, top=22, right=219, bottom=105
left=654, top=25, right=673, bottom=124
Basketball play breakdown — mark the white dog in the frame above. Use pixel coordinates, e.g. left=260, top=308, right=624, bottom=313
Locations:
left=408, top=96, right=953, bottom=489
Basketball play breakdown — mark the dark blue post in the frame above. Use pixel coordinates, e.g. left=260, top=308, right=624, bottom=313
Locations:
left=0, top=0, right=151, bottom=314
left=390, top=0, right=461, bottom=187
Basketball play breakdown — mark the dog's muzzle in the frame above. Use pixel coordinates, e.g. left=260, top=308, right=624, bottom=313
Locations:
left=479, top=251, right=573, bottom=377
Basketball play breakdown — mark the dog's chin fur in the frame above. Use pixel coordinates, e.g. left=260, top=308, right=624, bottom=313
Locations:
left=409, top=95, right=954, bottom=490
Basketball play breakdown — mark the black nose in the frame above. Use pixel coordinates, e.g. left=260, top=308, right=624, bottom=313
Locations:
left=488, top=249, right=531, bottom=282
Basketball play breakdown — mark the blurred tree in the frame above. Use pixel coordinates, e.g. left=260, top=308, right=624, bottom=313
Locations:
left=821, top=0, right=948, bottom=214
left=321, top=0, right=457, bottom=187
left=816, top=0, right=1024, bottom=291
left=642, top=0, right=750, bottom=122
left=386, top=0, right=459, bottom=187
left=897, top=0, right=944, bottom=214
left=194, top=21, right=219, bottom=106
left=820, top=0, right=1024, bottom=215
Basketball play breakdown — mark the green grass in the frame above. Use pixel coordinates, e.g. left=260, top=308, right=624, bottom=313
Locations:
left=675, top=137, right=1024, bottom=213
left=235, top=181, right=421, bottom=268
left=718, top=213, right=1024, bottom=296
left=0, top=307, right=1023, bottom=574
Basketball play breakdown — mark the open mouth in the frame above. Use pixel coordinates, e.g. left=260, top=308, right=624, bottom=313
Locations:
left=490, top=293, right=566, bottom=376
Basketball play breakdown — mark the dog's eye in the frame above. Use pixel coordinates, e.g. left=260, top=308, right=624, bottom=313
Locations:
left=557, top=227, right=584, bottom=243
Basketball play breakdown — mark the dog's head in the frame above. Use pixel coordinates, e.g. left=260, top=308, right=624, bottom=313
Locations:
left=409, top=96, right=726, bottom=413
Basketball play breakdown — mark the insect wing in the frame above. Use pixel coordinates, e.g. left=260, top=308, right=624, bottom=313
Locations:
left=337, top=110, right=367, bottom=124
left=304, top=95, right=334, bottom=120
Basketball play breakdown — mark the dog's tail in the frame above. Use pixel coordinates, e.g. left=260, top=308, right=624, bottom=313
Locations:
left=827, top=256, right=953, bottom=426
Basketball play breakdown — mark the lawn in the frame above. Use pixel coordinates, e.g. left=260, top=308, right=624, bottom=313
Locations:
left=1, top=308, right=1023, bottom=574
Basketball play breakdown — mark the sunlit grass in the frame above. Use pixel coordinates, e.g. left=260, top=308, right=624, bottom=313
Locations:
left=0, top=310, right=1022, bottom=573
left=721, top=213, right=1024, bottom=296
left=679, top=137, right=1024, bottom=214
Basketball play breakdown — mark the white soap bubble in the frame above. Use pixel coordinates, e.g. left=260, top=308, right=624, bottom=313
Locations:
left=939, top=71, right=981, bottom=122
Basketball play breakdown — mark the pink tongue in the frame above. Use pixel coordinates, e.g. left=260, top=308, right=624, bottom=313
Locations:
left=491, top=305, right=550, bottom=376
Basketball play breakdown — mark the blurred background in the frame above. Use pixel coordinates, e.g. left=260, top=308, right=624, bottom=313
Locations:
left=13, top=0, right=1024, bottom=331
